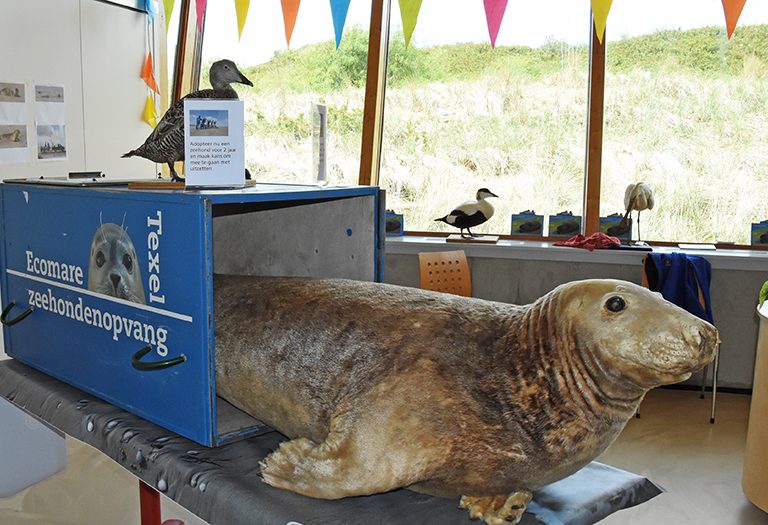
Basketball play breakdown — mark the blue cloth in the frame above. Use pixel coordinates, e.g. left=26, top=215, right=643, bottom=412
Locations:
left=644, top=252, right=714, bottom=324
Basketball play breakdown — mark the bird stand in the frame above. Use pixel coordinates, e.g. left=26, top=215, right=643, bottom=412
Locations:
left=446, top=234, right=499, bottom=244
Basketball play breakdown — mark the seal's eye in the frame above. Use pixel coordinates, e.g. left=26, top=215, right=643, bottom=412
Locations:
left=95, top=251, right=105, bottom=268
left=123, top=253, right=133, bottom=273
left=606, top=296, right=626, bottom=313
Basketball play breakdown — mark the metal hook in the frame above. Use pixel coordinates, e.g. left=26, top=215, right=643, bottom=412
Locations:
left=1, top=302, right=34, bottom=326
left=131, top=345, right=186, bottom=371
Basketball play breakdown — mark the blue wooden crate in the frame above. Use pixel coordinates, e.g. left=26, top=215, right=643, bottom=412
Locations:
left=0, top=182, right=383, bottom=446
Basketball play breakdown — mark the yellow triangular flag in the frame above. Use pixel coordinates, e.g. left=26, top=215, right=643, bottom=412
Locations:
left=591, top=0, right=613, bottom=44
left=143, top=95, right=158, bottom=128
left=234, top=0, right=250, bottom=40
left=398, top=0, right=423, bottom=47
left=163, top=0, right=175, bottom=32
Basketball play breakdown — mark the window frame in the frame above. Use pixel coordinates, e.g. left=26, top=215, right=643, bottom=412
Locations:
left=180, top=1, right=766, bottom=251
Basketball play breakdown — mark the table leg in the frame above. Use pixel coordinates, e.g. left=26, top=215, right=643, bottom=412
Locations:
left=139, top=480, right=161, bottom=525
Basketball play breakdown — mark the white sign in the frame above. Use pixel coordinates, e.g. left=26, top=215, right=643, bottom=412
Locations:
left=183, top=99, right=245, bottom=187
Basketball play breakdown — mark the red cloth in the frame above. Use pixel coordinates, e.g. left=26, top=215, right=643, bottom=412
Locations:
left=553, top=232, right=621, bottom=251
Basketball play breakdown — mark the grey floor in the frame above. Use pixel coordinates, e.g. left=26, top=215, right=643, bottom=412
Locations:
left=0, top=389, right=765, bottom=525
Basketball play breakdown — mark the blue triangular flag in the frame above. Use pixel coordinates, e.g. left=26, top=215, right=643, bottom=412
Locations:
left=145, top=0, right=156, bottom=21
left=329, top=0, right=352, bottom=47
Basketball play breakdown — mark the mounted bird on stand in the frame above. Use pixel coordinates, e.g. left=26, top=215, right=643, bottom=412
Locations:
left=620, top=182, right=654, bottom=244
left=435, top=188, right=498, bottom=239
left=123, top=59, right=253, bottom=181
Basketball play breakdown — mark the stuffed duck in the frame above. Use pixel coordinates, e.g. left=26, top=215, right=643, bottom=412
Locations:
left=434, top=188, right=498, bottom=238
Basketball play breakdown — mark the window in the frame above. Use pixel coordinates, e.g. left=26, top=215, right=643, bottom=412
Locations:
left=380, top=0, right=591, bottom=236
left=602, top=1, right=768, bottom=244
left=200, top=2, right=372, bottom=185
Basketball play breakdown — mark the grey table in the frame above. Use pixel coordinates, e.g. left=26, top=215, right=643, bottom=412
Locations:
left=0, top=359, right=661, bottom=525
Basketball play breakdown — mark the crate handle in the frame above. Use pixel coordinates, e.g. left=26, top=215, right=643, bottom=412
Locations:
left=1, top=302, right=34, bottom=326
left=131, top=345, right=186, bottom=371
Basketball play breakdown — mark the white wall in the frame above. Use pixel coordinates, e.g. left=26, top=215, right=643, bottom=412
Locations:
left=0, top=0, right=163, bottom=181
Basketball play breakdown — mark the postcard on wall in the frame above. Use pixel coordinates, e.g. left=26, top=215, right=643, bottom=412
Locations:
left=0, top=81, right=29, bottom=165
left=35, top=84, right=67, bottom=161
left=183, top=99, right=245, bottom=187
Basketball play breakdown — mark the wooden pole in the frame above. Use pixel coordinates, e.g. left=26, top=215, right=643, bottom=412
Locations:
left=171, top=0, right=192, bottom=104
left=358, top=0, right=389, bottom=186
left=583, top=17, right=606, bottom=236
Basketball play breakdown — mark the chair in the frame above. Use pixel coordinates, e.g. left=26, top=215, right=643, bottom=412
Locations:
left=639, top=253, right=720, bottom=423
left=418, top=250, right=471, bottom=297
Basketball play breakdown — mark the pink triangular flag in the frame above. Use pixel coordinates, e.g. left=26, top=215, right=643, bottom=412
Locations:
left=281, top=0, right=301, bottom=47
left=483, top=0, right=508, bottom=48
left=195, top=0, right=207, bottom=32
left=722, top=0, right=747, bottom=39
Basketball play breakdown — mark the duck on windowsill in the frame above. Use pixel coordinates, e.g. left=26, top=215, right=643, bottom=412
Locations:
left=434, top=188, right=498, bottom=239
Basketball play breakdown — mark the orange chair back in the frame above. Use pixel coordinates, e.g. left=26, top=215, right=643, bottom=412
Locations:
left=418, top=250, right=471, bottom=297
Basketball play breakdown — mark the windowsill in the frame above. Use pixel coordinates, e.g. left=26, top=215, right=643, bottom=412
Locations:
left=385, top=235, right=768, bottom=272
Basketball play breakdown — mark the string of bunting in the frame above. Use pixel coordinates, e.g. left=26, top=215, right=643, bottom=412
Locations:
left=137, top=0, right=751, bottom=124
left=141, top=0, right=160, bottom=128
left=157, top=0, right=752, bottom=49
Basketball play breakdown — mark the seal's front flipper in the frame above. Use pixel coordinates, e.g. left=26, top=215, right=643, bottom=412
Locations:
left=459, top=490, right=533, bottom=525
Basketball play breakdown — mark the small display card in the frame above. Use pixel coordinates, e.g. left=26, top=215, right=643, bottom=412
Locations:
left=183, top=99, right=245, bottom=187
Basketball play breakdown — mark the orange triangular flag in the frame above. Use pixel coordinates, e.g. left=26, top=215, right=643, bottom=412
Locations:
left=143, top=95, right=158, bottom=128
left=234, top=0, right=250, bottom=40
left=722, top=0, right=747, bottom=39
left=281, top=0, right=301, bottom=47
left=141, top=52, right=160, bottom=93
left=590, top=0, right=613, bottom=44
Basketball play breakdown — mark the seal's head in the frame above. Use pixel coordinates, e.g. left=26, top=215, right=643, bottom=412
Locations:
left=87, top=223, right=146, bottom=305
left=557, top=279, right=718, bottom=389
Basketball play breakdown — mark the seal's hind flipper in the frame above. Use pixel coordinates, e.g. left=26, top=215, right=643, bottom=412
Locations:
left=458, top=490, right=533, bottom=525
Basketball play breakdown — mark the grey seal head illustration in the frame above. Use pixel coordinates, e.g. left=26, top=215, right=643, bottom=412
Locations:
left=88, top=223, right=146, bottom=304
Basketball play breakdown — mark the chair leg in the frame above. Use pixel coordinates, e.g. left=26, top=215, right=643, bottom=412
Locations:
left=700, top=364, right=708, bottom=399
left=710, top=344, right=720, bottom=424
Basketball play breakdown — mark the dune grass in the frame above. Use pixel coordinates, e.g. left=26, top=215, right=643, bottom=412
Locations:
left=226, top=25, right=768, bottom=244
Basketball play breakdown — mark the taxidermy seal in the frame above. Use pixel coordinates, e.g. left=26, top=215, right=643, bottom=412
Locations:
left=214, top=276, right=718, bottom=525
left=87, top=223, right=146, bottom=304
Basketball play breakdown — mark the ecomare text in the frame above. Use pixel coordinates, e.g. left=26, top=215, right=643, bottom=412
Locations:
left=26, top=250, right=84, bottom=285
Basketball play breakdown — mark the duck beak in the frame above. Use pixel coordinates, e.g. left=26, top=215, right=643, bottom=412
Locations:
left=488, top=191, right=498, bottom=198
left=238, top=72, right=253, bottom=87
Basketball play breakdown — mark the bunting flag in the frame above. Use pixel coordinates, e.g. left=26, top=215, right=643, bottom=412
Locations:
left=143, top=95, right=158, bottom=128
left=196, top=0, right=207, bottom=32
left=329, top=0, right=352, bottom=48
left=590, top=0, right=613, bottom=44
left=144, top=0, right=156, bottom=22
left=281, top=0, right=301, bottom=47
left=141, top=52, right=160, bottom=93
left=163, top=0, right=175, bottom=32
left=483, top=0, right=508, bottom=48
left=398, top=0, right=423, bottom=48
left=722, top=0, right=747, bottom=39
left=234, top=0, right=250, bottom=40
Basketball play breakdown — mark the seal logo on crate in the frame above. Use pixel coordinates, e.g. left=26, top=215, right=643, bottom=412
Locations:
left=87, top=223, right=146, bottom=304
